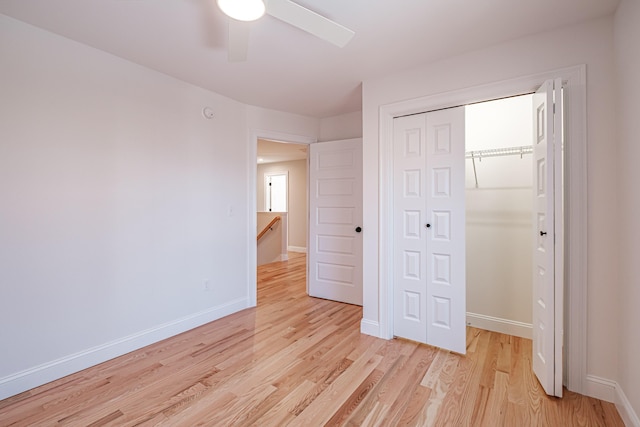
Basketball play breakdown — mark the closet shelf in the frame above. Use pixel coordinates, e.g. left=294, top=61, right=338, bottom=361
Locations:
left=465, top=145, right=533, bottom=160
left=466, top=145, right=533, bottom=188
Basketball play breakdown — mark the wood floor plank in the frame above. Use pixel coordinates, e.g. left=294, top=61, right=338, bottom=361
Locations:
left=0, top=252, right=625, bottom=427
left=480, top=370, right=509, bottom=427
left=432, top=330, right=489, bottom=426
left=416, top=351, right=460, bottom=426
left=337, top=355, right=405, bottom=426
left=251, top=380, right=315, bottom=426
left=380, top=345, right=439, bottom=425
left=289, top=354, right=383, bottom=426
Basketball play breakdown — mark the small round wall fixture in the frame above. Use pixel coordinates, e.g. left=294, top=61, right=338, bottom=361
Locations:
left=202, top=107, right=214, bottom=119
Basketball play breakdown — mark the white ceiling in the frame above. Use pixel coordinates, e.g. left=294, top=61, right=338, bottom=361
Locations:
left=0, top=0, right=619, bottom=118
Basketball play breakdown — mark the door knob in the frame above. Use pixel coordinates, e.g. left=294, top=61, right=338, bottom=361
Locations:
left=355, top=226, right=362, bottom=233
left=540, top=231, right=547, bottom=236
left=425, top=223, right=431, bottom=228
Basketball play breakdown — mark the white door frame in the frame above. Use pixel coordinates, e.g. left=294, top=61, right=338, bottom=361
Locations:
left=377, top=65, right=587, bottom=394
left=247, top=130, right=316, bottom=307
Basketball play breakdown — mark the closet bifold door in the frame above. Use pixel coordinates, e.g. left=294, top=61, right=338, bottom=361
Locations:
left=393, top=113, right=428, bottom=344
left=392, top=107, right=466, bottom=355
left=532, top=78, right=564, bottom=398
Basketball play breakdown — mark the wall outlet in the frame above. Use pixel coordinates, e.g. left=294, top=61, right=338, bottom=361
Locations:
left=203, top=280, right=211, bottom=291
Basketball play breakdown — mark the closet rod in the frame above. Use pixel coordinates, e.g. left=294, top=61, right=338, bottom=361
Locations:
left=465, top=145, right=533, bottom=160
left=465, top=145, right=533, bottom=188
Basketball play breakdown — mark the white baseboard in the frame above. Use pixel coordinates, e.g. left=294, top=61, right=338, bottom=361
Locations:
left=360, top=319, right=380, bottom=337
left=585, top=374, right=617, bottom=403
left=582, top=376, right=639, bottom=425
left=615, top=381, right=640, bottom=427
left=0, top=297, right=249, bottom=401
left=466, top=312, right=532, bottom=339
left=288, top=246, right=307, bottom=253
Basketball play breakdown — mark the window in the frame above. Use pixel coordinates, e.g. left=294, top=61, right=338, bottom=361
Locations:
left=265, top=172, right=287, bottom=212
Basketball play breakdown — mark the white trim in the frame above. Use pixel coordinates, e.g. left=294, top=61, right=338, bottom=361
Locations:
left=581, top=377, right=640, bottom=426
left=584, top=375, right=617, bottom=403
left=360, top=319, right=380, bottom=336
left=466, top=312, right=532, bottom=339
left=0, top=297, right=249, bottom=401
left=378, top=103, right=395, bottom=340
left=616, top=382, right=640, bottom=427
left=377, top=65, right=587, bottom=394
left=288, top=246, right=307, bottom=253
left=248, top=130, right=316, bottom=307
left=563, top=66, right=588, bottom=395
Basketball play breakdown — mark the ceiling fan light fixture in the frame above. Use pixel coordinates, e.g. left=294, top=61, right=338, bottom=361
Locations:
left=217, top=0, right=266, bottom=22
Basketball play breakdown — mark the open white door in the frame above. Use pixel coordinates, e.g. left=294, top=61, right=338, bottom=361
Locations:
left=532, top=79, right=564, bottom=397
left=393, top=107, right=466, bottom=354
left=308, top=139, right=363, bottom=305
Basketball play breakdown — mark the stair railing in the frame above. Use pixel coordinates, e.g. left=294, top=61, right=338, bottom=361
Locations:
left=257, top=216, right=281, bottom=241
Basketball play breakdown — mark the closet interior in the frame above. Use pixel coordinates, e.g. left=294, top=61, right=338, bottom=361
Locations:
left=465, top=94, right=534, bottom=338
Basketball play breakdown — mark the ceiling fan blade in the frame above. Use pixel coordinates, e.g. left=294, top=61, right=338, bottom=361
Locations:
left=227, top=19, right=251, bottom=62
left=264, top=0, right=354, bottom=48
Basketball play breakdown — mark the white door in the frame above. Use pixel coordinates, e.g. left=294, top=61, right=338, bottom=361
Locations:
left=532, top=79, right=564, bottom=397
left=265, top=172, right=288, bottom=212
left=308, top=139, right=363, bottom=305
left=393, top=107, right=466, bottom=354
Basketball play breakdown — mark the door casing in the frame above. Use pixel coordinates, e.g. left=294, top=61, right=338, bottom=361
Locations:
left=374, top=65, right=587, bottom=394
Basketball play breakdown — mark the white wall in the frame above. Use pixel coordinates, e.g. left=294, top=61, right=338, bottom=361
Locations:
left=0, top=15, right=321, bottom=399
left=465, top=96, right=533, bottom=336
left=257, top=159, right=308, bottom=249
left=247, top=106, right=320, bottom=139
left=0, top=14, right=248, bottom=395
left=319, top=111, right=363, bottom=142
left=257, top=212, right=287, bottom=265
left=362, top=16, right=618, bottom=391
left=614, top=0, right=640, bottom=422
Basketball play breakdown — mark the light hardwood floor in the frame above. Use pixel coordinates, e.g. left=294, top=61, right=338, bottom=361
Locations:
left=0, top=253, right=624, bottom=426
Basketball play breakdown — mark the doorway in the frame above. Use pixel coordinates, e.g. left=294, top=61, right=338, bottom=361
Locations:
left=256, top=138, right=309, bottom=266
left=465, top=94, right=535, bottom=339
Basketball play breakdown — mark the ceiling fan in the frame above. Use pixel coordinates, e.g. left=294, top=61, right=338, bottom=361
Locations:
left=217, top=0, right=355, bottom=62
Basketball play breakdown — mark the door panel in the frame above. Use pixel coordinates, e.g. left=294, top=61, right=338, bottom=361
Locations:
left=424, top=108, right=466, bottom=355
left=532, top=79, right=563, bottom=397
left=393, top=107, right=466, bottom=354
left=393, top=114, right=428, bottom=342
left=308, top=139, right=363, bottom=305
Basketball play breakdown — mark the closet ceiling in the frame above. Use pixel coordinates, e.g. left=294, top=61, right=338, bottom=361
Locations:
left=0, top=0, right=619, bottom=118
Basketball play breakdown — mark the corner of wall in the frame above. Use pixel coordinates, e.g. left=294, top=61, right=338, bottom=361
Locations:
left=576, top=377, right=640, bottom=425
left=616, top=381, right=640, bottom=427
